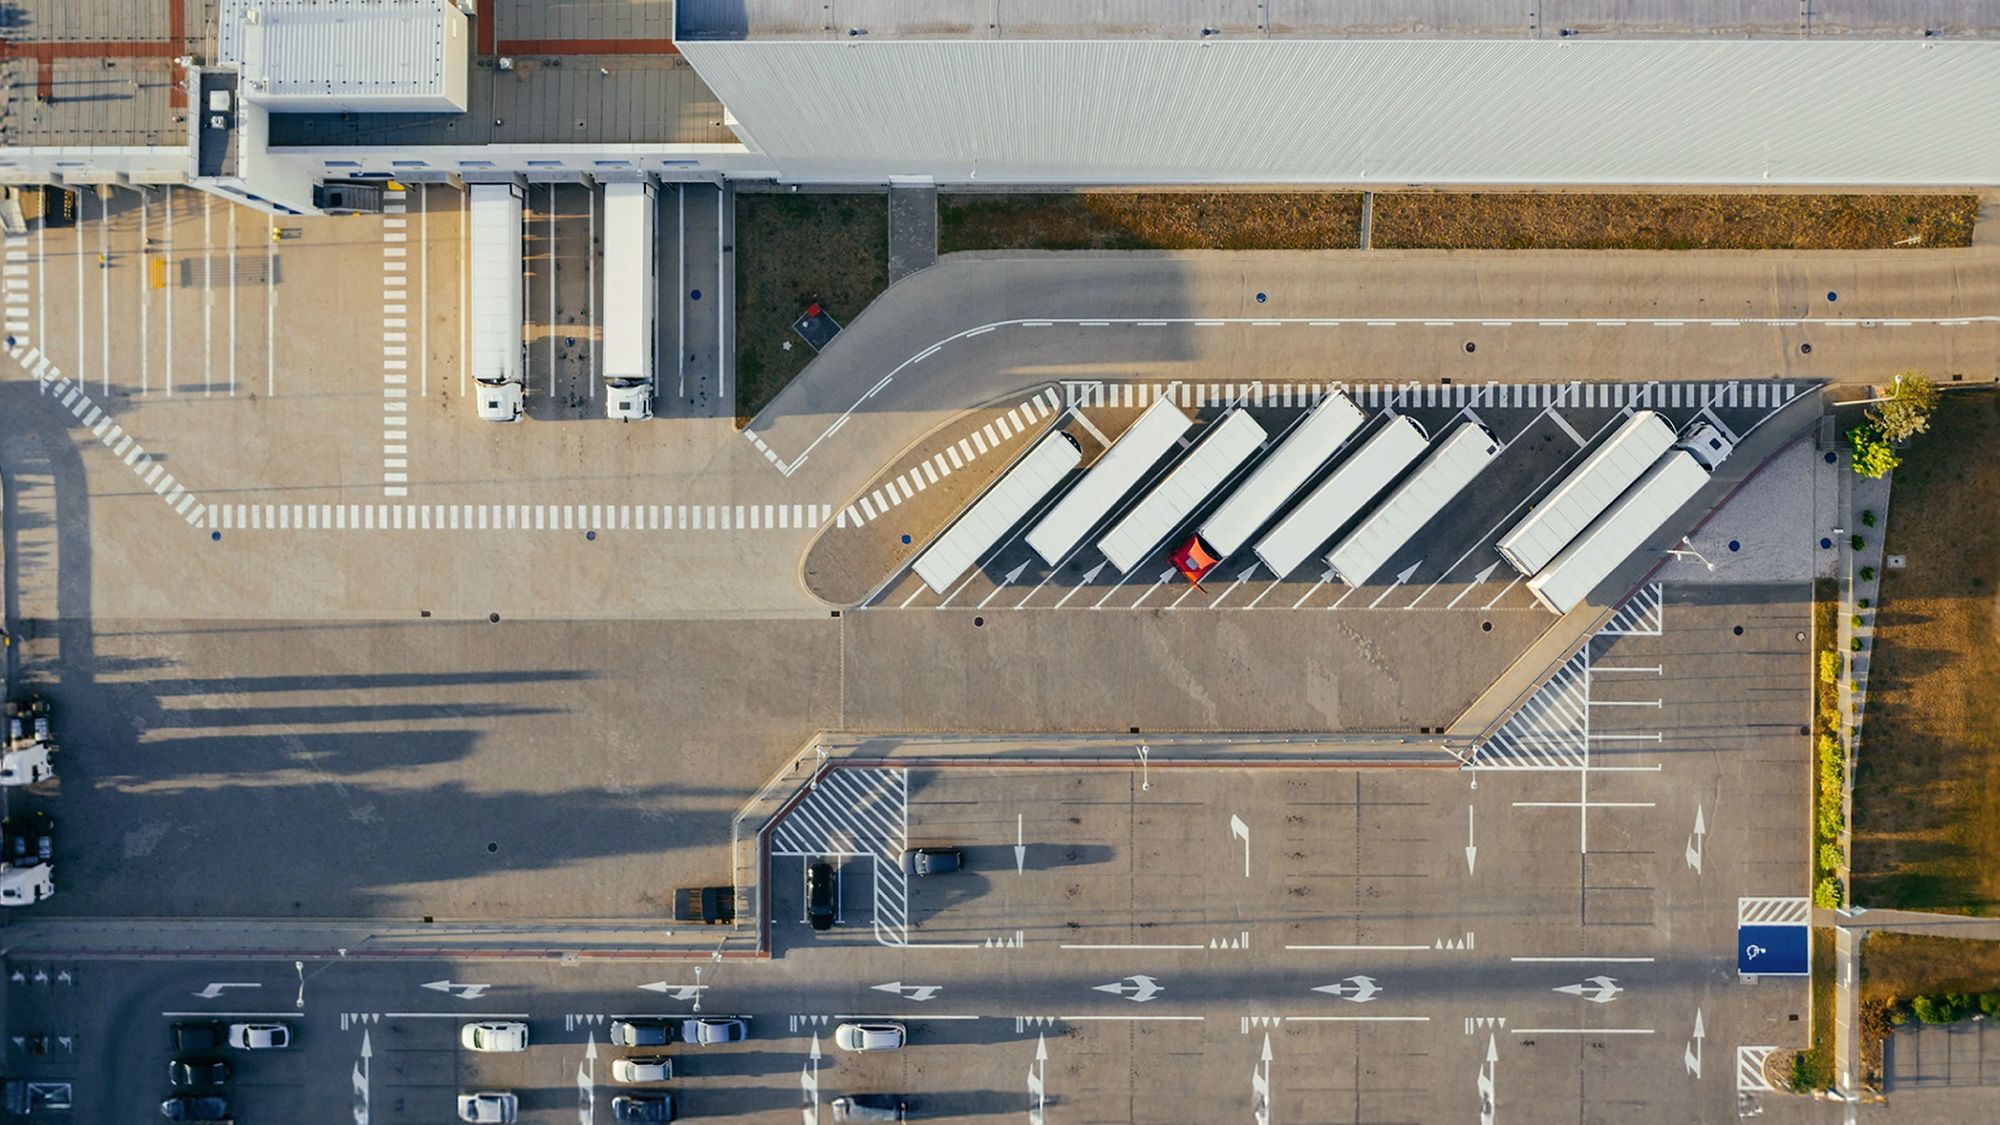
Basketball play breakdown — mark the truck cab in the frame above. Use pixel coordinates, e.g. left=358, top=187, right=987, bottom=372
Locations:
left=3, top=699, right=56, bottom=787
left=672, top=885, right=736, bottom=925
left=1676, top=421, right=1735, bottom=472
left=475, top=376, right=525, bottom=423
left=0, top=863, right=52, bottom=906
left=606, top=378, right=653, bottom=421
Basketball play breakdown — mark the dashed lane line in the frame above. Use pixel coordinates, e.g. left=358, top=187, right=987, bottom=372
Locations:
left=206, top=502, right=832, bottom=534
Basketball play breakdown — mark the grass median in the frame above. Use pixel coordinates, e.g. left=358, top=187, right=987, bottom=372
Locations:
left=1370, top=193, right=1978, bottom=250
left=939, top=191, right=1364, bottom=252
left=1850, top=390, right=2000, bottom=913
left=734, top=192, right=889, bottom=427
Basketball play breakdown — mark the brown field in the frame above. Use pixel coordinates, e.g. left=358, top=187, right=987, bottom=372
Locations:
left=1370, top=193, right=1978, bottom=250
left=734, top=193, right=889, bottom=426
left=938, top=192, right=1364, bottom=252
left=1850, top=390, right=2000, bottom=913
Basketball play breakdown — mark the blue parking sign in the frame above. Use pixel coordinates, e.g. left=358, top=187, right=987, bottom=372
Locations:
left=1738, top=924, right=1810, bottom=976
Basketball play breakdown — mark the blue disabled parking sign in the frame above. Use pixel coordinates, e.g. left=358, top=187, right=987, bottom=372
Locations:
left=1737, top=924, right=1810, bottom=976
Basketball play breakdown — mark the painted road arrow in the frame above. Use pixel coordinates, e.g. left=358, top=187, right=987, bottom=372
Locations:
left=1210, top=563, right=1261, bottom=608
left=1465, top=805, right=1478, bottom=875
left=421, top=979, right=492, bottom=1000
left=1554, top=976, right=1623, bottom=1004
left=1311, top=975, right=1382, bottom=1003
left=1014, top=813, right=1027, bottom=874
left=802, top=1032, right=821, bottom=1124
left=576, top=1032, right=597, bottom=1125
left=1371, top=559, right=1423, bottom=609
left=1684, top=1008, right=1705, bottom=1079
left=1686, top=805, right=1707, bottom=874
left=637, top=982, right=706, bottom=1001
left=1445, top=561, right=1502, bottom=610
left=1050, top=561, right=1105, bottom=610
left=352, top=1030, right=371, bottom=1125
left=871, top=981, right=943, bottom=1002
left=1028, top=1033, right=1048, bottom=1125
left=1253, top=1032, right=1273, bottom=1125
left=1093, top=974, right=1164, bottom=1003
left=1478, top=1033, right=1497, bottom=1125
left=977, top=561, right=1030, bottom=609
left=193, top=982, right=262, bottom=999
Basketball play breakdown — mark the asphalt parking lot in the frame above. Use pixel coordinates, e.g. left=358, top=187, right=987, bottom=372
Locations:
left=868, top=377, right=1806, bottom=615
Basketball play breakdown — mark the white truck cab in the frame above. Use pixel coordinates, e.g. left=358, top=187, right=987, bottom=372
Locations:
left=601, top=181, right=657, bottom=421
left=0, top=864, right=53, bottom=906
left=469, top=182, right=527, bottom=423
left=475, top=376, right=525, bottom=423
left=3, top=706, right=55, bottom=786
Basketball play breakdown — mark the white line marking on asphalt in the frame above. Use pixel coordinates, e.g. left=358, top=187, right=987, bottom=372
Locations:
left=1512, top=1028, right=1655, bottom=1035
left=1510, top=957, right=1657, bottom=963
left=1284, top=1016, right=1429, bottom=1023
left=1060, top=944, right=1204, bottom=951
left=1285, top=945, right=1431, bottom=952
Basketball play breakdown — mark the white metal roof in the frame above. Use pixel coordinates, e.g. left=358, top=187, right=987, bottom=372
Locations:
left=1098, top=410, right=1268, bottom=574
left=677, top=39, right=2000, bottom=184
left=219, top=0, right=466, bottom=112
left=1496, top=410, right=1675, bottom=577
left=468, top=184, right=525, bottom=386
left=1254, top=414, right=1429, bottom=580
left=1027, top=397, right=1193, bottom=566
left=914, top=431, right=1082, bottom=594
left=1199, top=390, right=1365, bottom=558
left=601, top=183, right=656, bottom=385
left=1528, top=448, right=1710, bottom=614
left=1327, top=422, right=1500, bottom=586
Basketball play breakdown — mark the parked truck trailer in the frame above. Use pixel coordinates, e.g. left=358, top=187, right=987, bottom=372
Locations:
left=1252, top=414, right=1429, bottom=580
left=1326, top=421, right=1501, bottom=587
left=470, top=183, right=527, bottom=422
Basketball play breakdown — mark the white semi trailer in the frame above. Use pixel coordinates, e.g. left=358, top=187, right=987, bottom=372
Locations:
left=1253, top=414, right=1429, bottom=580
left=913, top=431, right=1083, bottom=596
left=603, top=182, right=658, bottom=420
left=1327, top=421, right=1500, bottom=586
left=1497, top=410, right=1677, bottom=577
left=1527, top=422, right=1735, bottom=615
left=470, top=183, right=527, bottom=422
left=1097, top=409, right=1267, bottom=574
left=1026, top=396, right=1192, bottom=566
left=1195, top=389, right=1366, bottom=561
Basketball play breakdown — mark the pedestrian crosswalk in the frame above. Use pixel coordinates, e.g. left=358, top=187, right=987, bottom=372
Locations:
left=1470, top=648, right=1592, bottom=770
left=839, top=387, right=1063, bottom=530
left=1598, top=583, right=1664, bottom=636
left=10, top=354, right=209, bottom=530
left=1057, top=379, right=1805, bottom=412
left=380, top=186, right=411, bottom=497
left=202, top=500, right=832, bottom=533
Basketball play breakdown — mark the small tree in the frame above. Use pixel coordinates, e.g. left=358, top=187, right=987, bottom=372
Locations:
left=1849, top=426, right=1902, bottom=479
left=1866, top=371, right=1942, bottom=443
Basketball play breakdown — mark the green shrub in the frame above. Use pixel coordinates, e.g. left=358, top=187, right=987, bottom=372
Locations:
left=1981, top=993, right=2000, bottom=1018
left=1814, top=878, right=1843, bottom=909
left=1850, top=534, right=1867, bottom=552
left=1817, top=842, right=1844, bottom=873
left=1852, top=614, right=1864, bottom=629
left=1851, top=637, right=1864, bottom=652
left=1861, top=509, right=1877, bottom=527
left=1819, top=651, right=1842, bottom=684
left=1789, top=1051, right=1830, bottom=1092
left=1861, top=565, right=1877, bottom=582
left=1911, top=994, right=1975, bottom=1025
left=1849, top=425, right=1902, bottom=479
left=1858, top=597, right=1871, bottom=610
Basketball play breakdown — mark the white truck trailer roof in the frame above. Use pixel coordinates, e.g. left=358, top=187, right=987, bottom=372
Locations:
left=1327, top=422, right=1500, bottom=586
left=469, top=183, right=526, bottom=421
left=602, top=182, right=657, bottom=419
left=1496, top=410, right=1675, bottom=577
left=1197, top=390, right=1365, bottom=559
left=1026, top=396, right=1192, bottom=566
left=1097, top=409, right=1268, bottom=574
left=1253, top=415, right=1429, bottom=580
left=1527, top=448, right=1711, bottom=615
left=913, top=431, right=1082, bottom=595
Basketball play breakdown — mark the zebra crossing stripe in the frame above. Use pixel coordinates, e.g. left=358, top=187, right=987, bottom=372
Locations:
left=1599, top=584, right=1664, bottom=636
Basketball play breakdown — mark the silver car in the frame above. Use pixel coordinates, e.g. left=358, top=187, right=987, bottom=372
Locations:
left=833, top=1022, right=905, bottom=1052
left=612, top=1055, right=673, bottom=1083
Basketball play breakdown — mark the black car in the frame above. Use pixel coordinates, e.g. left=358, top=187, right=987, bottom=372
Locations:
left=172, top=1022, right=225, bottom=1052
left=608, top=1019, right=670, bottom=1047
left=612, top=1094, right=675, bottom=1122
left=160, top=1095, right=230, bottom=1122
left=807, top=862, right=835, bottom=931
left=907, top=847, right=963, bottom=876
left=168, top=1058, right=231, bottom=1087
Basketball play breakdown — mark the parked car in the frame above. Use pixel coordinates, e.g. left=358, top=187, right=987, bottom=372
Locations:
left=832, top=1094, right=908, bottom=1121
left=611, top=1055, right=672, bottom=1083
left=833, top=1022, right=906, bottom=1053
left=609, top=1019, right=669, bottom=1047
left=460, top=1021, right=529, bottom=1052
left=672, top=885, right=735, bottom=925
left=172, top=1022, right=224, bottom=1052
left=167, top=1058, right=231, bottom=1087
left=807, top=862, right=835, bottom=931
left=227, top=1022, right=290, bottom=1050
left=159, top=1095, right=231, bottom=1122
left=906, top=847, right=963, bottom=876
left=611, top=1094, right=675, bottom=1122
left=679, top=1016, right=747, bottom=1045
left=456, top=1091, right=518, bottom=1124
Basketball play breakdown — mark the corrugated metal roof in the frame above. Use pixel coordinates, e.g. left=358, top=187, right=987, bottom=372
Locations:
left=677, top=39, right=2000, bottom=184
left=220, top=0, right=458, bottom=107
left=677, top=0, right=2000, bottom=40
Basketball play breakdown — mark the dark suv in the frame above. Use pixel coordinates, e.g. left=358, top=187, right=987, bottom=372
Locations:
left=807, top=863, right=835, bottom=931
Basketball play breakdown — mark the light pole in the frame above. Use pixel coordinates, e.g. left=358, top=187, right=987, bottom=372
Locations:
left=1136, top=743, right=1150, bottom=792
left=1664, top=535, right=1716, bottom=572
left=1845, top=372, right=1905, bottom=408
left=294, top=960, right=305, bottom=1009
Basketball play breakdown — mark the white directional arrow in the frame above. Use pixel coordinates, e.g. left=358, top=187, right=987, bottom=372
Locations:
left=1051, top=561, right=1106, bottom=610
left=637, top=982, right=707, bottom=1001
left=1478, top=1033, right=1498, bottom=1125
left=802, top=1032, right=821, bottom=1124
left=1210, top=563, right=1261, bottom=608
left=1311, top=975, right=1382, bottom=1003
left=871, top=981, right=944, bottom=1002
left=576, top=1032, right=597, bottom=1125
left=1684, top=1008, right=1705, bottom=1079
left=1465, top=804, right=1479, bottom=876
left=193, top=982, right=262, bottom=999
left=1230, top=815, right=1251, bottom=877
left=351, top=1030, right=371, bottom=1125
left=1553, top=976, right=1623, bottom=1005
left=1445, top=561, right=1502, bottom=610
left=1028, top=1033, right=1048, bottom=1125
left=1123, top=567, right=1180, bottom=610
left=1290, top=567, right=1336, bottom=610
left=1686, top=806, right=1707, bottom=874
left=421, top=979, right=491, bottom=1000
left=1014, top=813, right=1027, bottom=874
left=1093, top=974, right=1164, bottom=1003
left=1371, top=560, right=1424, bottom=609
left=977, top=561, right=1030, bottom=609
left=1253, top=1032, right=1273, bottom=1125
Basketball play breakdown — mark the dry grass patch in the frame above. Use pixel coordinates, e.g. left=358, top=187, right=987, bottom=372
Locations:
left=938, top=192, right=1363, bottom=252
left=1851, top=389, right=2000, bottom=913
left=735, top=193, right=889, bottom=426
left=1371, top=194, right=1978, bottom=250
left=1859, top=932, right=2000, bottom=1087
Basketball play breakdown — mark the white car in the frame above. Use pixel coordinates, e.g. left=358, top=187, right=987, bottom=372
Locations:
left=460, top=1021, right=529, bottom=1053
left=833, top=1022, right=905, bottom=1053
left=612, top=1055, right=673, bottom=1083
left=227, top=1022, right=291, bottom=1050
left=457, top=1092, right=518, bottom=1124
